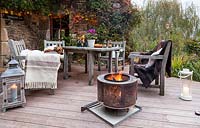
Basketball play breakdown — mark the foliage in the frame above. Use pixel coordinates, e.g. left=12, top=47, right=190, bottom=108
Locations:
left=129, top=0, right=200, bottom=53
left=0, top=0, right=50, bottom=15
left=0, top=0, right=71, bottom=15
left=87, top=0, right=111, bottom=12
left=185, top=40, right=200, bottom=55
left=96, top=23, right=109, bottom=42
left=172, top=54, right=200, bottom=81
left=62, top=36, right=77, bottom=46
left=184, top=59, right=200, bottom=81
left=87, top=0, right=141, bottom=41
left=129, top=0, right=200, bottom=81
left=171, top=54, right=190, bottom=77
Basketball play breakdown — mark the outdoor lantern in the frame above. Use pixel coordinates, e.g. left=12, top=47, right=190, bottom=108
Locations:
left=178, top=68, right=193, bottom=101
left=1, top=59, right=26, bottom=112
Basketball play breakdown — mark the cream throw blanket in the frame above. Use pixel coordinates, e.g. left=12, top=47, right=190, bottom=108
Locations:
left=20, top=50, right=61, bottom=89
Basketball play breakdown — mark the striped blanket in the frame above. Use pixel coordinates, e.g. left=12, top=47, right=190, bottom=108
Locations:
left=21, top=50, right=61, bottom=89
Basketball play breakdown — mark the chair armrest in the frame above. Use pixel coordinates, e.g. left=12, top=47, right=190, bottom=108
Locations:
left=128, top=54, right=164, bottom=60
left=129, top=52, right=142, bottom=55
left=0, top=54, right=7, bottom=57
left=15, top=56, right=26, bottom=60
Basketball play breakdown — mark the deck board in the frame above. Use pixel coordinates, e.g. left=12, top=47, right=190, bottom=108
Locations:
left=0, top=65, right=200, bottom=128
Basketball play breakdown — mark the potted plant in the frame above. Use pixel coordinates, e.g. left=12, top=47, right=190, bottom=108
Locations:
left=86, top=28, right=97, bottom=47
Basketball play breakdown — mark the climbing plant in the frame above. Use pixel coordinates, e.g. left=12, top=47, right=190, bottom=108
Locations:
left=0, top=0, right=51, bottom=15
left=86, top=0, right=141, bottom=42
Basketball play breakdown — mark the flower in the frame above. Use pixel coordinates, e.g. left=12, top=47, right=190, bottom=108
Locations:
left=86, top=28, right=97, bottom=40
left=78, top=35, right=85, bottom=42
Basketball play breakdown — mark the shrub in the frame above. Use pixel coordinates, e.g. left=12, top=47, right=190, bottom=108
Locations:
left=184, top=59, right=200, bottom=81
left=171, top=54, right=190, bottom=77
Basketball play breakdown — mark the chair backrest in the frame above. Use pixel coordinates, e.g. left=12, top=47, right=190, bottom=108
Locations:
left=44, top=40, right=65, bottom=48
left=8, top=39, right=26, bottom=58
left=110, top=41, right=126, bottom=58
left=8, top=39, right=26, bottom=68
left=160, top=40, right=172, bottom=76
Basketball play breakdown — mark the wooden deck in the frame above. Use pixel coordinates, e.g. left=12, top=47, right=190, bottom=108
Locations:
left=0, top=64, right=200, bottom=128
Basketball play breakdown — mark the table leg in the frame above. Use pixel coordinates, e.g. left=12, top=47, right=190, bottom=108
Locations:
left=88, top=52, right=94, bottom=85
left=108, top=51, right=112, bottom=73
left=85, top=54, right=88, bottom=73
left=63, top=50, right=69, bottom=79
left=68, top=53, right=72, bottom=72
left=97, top=53, right=101, bottom=71
left=130, top=57, right=135, bottom=75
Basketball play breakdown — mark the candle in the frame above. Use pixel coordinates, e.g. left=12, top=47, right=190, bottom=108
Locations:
left=11, top=84, right=17, bottom=102
left=182, top=85, right=190, bottom=97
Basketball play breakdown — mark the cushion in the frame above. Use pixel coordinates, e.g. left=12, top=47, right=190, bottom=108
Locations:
left=44, top=45, right=57, bottom=53
left=145, top=48, right=162, bottom=68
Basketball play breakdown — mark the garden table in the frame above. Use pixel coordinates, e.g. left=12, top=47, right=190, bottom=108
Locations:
left=63, top=46, right=121, bottom=85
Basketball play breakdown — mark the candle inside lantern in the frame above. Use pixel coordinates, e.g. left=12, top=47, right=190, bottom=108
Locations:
left=182, top=85, right=190, bottom=97
left=11, top=84, right=17, bottom=102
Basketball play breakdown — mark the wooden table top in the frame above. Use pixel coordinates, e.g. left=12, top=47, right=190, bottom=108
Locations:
left=63, top=46, right=120, bottom=52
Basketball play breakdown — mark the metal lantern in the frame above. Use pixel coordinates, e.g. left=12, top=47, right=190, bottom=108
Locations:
left=178, top=68, right=193, bottom=101
left=1, top=59, right=26, bottom=112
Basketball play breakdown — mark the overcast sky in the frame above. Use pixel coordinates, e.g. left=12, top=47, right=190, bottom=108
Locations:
left=132, top=0, right=200, bottom=15
left=132, top=0, right=200, bottom=8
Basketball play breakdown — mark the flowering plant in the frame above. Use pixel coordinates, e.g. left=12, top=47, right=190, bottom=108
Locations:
left=86, top=28, right=97, bottom=40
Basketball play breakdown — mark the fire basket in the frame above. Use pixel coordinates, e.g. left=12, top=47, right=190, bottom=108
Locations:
left=97, top=72, right=138, bottom=109
left=81, top=72, right=141, bottom=127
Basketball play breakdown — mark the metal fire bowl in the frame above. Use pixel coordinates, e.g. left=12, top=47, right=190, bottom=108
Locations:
left=104, top=73, right=130, bottom=82
left=97, top=73, right=138, bottom=109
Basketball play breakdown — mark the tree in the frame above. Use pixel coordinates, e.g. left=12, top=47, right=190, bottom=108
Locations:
left=129, top=0, right=200, bottom=81
left=129, top=0, right=200, bottom=53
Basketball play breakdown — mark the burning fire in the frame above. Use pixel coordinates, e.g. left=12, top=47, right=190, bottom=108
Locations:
left=106, top=72, right=123, bottom=81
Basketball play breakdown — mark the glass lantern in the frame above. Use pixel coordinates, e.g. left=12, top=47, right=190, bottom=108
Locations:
left=178, top=68, right=193, bottom=101
left=1, top=59, right=26, bottom=112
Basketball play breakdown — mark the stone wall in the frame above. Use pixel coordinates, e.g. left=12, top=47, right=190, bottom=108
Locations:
left=3, top=14, right=49, bottom=50
left=5, top=18, right=40, bottom=49
left=24, top=14, right=49, bottom=49
left=0, top=18, right=9, bottom=67
left=0, top=15, right=49, bottom=67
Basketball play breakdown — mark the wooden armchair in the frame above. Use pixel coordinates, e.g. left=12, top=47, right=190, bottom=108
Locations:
left=128, top=40, right=172, bottom=96
left=8, top=39, right=61, bottom=94
left=98, top=41, right=126, bottom=72
left=44, top=40, right=73, bottom=71
left=44, top=40, right=65, bottom=48
left=8, top=39, right=26, bottom=68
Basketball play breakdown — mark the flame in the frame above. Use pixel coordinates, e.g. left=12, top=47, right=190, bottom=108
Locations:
left=115, top=72, right=122, bottom=81
left=106, top=74, right=114, bottom=81
left=106, top=71, right=123, bottom=81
